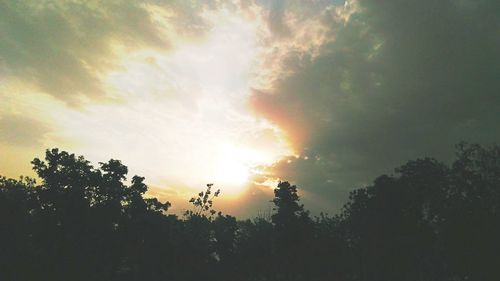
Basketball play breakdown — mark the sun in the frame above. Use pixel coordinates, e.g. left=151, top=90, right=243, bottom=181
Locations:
left=212, top=144, right=256, bottom=194
left=215, top=160, right=250, bottom=186
left=47, top=7, right=294, bottom=199
left=211, top=143, right=273, bottom=195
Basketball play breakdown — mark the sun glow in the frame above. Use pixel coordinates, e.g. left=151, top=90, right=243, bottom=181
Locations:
left=215, top=160, right=249, bottom=186
left=33, top=8, right=294, bottom=197
left=0, top=7, right=293, bottom=201
left=212, top=143, right=275, bottom=193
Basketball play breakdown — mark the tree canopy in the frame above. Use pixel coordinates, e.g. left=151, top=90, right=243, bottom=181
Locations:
left=1, top=143, right=499, bottom=281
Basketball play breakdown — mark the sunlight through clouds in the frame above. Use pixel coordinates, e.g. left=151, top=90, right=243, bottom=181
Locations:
left=1, top=0, right=344, bottom=214
left=1, top=0, right=499, bottom=218
left=44, top=7, right=293, bottom=197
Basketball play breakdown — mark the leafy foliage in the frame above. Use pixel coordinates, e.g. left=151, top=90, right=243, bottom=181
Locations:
left=186, top=183, right=221, bottom=218
left=1, top=143, right=500, bottom=281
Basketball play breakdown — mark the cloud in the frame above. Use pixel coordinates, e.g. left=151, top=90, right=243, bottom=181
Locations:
left=252, top=0, right=500, bottom=212
left=266, top=0, right=290, bottom=37
left=1, top=0, right=498, bottom=216
left=0, top=114, right=50, bottom=146
left=0, top=0, right=214, bottom=106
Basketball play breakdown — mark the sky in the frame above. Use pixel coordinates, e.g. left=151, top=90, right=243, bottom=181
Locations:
left=1, top=0, right=499, bottom=217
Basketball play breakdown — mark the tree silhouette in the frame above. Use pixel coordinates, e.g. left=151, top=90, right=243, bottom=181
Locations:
left=186, top=183, right=220, bottom=218
left=269, top=181, right=313, bottom=281
left=1, top=143, right=499, bottom=281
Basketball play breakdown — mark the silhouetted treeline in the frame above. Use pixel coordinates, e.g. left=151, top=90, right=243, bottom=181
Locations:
left=1, top=143, right=499, bottom=281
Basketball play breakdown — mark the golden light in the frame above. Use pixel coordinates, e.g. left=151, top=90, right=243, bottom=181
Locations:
left=0, top=6, right=294, bottom=200
left=215, top=160, right=249, bottom=186
left=212, top=143, right=274, bottom=194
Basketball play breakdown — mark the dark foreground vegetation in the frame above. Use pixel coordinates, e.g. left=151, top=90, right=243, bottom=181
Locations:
left=1, top=143, right=499, bottom=281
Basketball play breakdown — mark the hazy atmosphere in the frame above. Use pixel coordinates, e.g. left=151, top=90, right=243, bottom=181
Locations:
left=1, top=0, right=499, bottom=216
left=2, top=1, right=500, bottom=281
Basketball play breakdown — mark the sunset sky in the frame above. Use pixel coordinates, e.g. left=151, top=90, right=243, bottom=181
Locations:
left=1, top=0, right=498, bottom=216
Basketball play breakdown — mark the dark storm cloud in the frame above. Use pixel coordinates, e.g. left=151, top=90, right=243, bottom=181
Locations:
left=252, top=0, right=500, bottom=212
